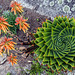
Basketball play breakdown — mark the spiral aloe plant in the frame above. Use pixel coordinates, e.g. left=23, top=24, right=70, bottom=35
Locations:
left=34, top=16, right=75, bottom=73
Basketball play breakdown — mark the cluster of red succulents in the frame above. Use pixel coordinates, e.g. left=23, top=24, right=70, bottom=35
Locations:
left=0, top=36, right=17, bottom=65
left=0, top=1, right=30, bottom=66
left=10, top=1, right=29, bottom=33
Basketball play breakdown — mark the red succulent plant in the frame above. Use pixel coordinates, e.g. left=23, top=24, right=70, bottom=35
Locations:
left=10, top=1, right=24, bottom=15
left=7, top=53, right=17, bottom=66
left=15, top=16, right=29, bottom=33
left=0, top=36, right=16, bottom=55
left=0, top=16, right=12, bottom=34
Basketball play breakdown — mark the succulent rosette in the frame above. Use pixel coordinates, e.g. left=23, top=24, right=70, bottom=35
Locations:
left=7, top=53, right=17, bottom=66
left=15, top=16, right=29, bottom=33
left=0, top=36, right=16, bottom=55
left=10, top=1, right=24, bottom=15
left=0, top=16, right=12, bottom=34
left=34, top=16, right=75, bottom=72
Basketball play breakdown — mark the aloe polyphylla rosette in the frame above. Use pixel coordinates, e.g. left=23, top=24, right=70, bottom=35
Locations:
left=34, top=16, right=75, bottom=72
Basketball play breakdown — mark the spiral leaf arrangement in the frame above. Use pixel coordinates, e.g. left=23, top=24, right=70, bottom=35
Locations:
left=34, top=16, right=75, bottom=73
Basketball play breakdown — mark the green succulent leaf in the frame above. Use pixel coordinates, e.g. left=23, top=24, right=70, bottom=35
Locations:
left=34, top=16, right=75, bottom=73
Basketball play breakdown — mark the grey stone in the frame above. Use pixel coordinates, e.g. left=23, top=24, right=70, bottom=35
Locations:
left=14, top=0, right=75, bottom=19
left=0, top=5, right=2, bottom=9
left=67, top=70, right=75, bottom=75
left=0, top=61, right=21, bottom=75
left=23, top=64, right=31, bottom=74
left=0, top=54, right=7, bottom=62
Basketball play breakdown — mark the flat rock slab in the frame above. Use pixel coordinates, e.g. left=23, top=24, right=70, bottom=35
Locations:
left=0, top=61, right=21, bottom=75
left=14, top=0, right=75, bottom=20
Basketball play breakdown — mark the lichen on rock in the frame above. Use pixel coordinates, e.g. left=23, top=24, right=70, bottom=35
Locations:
left=71, top=4, right=75, bottom=11
left=57, top=0, right=64, bottom=4
left=67, top=0, right=72, bottom=3
left=63, top=5, right=71, bottom=13
left=50, top=1, right=54, bottom=7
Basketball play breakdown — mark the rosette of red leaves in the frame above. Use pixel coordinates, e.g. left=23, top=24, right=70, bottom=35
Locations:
left=7, top=53, right=17, bottom=66
left=0, top=36, right=16, bottom=55
left=10, top=1, right=24, bottom=15
left=0, top=16, right=12, bottom=34
left=15, top=16, right=29, bottom=33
